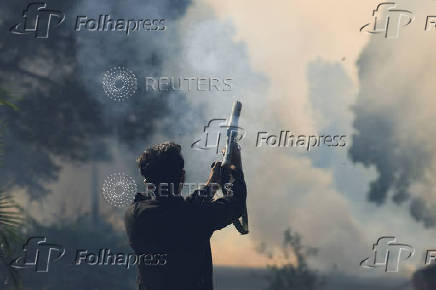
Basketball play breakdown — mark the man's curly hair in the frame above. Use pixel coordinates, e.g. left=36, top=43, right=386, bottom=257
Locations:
left=137, top=142, right=184, bottom=185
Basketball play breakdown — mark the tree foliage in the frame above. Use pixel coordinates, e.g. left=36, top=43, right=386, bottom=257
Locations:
left=14, top=215, right=136, bottom=290
left=0, top=92, right=23, bottom=289
left=265, top=229, right=323, bottom=290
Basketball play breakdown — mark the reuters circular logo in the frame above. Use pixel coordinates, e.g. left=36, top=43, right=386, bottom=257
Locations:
left=101, top=172, right=137, bottom=207
left=102, top=66, right=137, bottom=102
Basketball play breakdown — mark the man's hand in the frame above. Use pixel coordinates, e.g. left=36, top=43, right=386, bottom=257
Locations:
left=230, top=143, right=242, bottom=170
left=206, top=161, right=222, bottom=186
left=205, top=144, right=243, bottom=193
left=220, top=143, right=242, bottom=170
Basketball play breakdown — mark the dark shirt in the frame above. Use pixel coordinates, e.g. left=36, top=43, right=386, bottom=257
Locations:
left=124, top=168, right=246, bottom=290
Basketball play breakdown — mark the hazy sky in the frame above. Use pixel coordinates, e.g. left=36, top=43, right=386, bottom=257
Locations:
left=193, top=0, right=436, bottom=276
left=16, top=0, right=436, bottom=278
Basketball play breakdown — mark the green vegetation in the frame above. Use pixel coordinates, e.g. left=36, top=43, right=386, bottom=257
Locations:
left=265, top=229, right=323, bottom=290
left=0, top=92, right=23, bottom=289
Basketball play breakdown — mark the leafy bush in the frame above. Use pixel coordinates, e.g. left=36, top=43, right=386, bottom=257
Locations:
left=265, top=229, right=323, bottom=290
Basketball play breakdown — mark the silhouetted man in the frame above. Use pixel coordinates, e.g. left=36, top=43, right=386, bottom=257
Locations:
left=125, top=142, right=247, bottom=290
left=412, top=264, right=436, bottom=290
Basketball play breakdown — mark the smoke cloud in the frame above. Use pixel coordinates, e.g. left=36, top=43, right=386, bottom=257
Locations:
left=53, top=0, right=370, bottom=271
left=350, top=0, right=436, bottom=227
left=6, top=0, right=399, bottom=272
